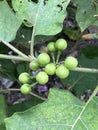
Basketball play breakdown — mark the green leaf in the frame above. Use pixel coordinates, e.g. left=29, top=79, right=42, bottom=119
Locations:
left=76, top=0, right=98, bottom=32
left=12, top=0, right=71, bottom=36
left=16, top=62, right=29, bottom=75
left=0, top=94, right=6, bottom=130
left=82, top=45, right=98, bottom=58
left=5, top=88, right=98, bottom=130
left=0, top=59, right=18, bottom=81
left=0, top=44, right=9, bottom=53
left=0, top=1, right=22, bottom=42
left=62, top=54, right=98, bottom=95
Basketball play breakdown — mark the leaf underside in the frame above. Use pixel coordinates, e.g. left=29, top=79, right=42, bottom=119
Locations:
left=0, top=1, right=21, bottom=42
left=76, top=0, right=98, bottom=31
left=12, top=0, right=71, bottom=36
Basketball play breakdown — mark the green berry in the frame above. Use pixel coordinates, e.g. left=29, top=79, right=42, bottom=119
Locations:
left=29, top=60, right=39, bottom=71
left=45, top=63, right=56, bottom=75
left=20, top=84, right=31, bottom=94
left=36, top=71, right=49, bottom=85
left=64, top=56, right=78, bottom=70
left=38, top=53, right=50, bottom=66
left=56, top=65, right=69, bottom=79
left=18, top=72, right=30, bottom=84
left=47, top=42, right=56, bottom=52
left=55, top=38, right=67, bottom=51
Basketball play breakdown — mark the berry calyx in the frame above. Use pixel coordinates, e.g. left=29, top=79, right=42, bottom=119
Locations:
left=56, top=65, right=69, bottom=79
left=18, top=72, right=30, bottom=84
left=20, top=84, right=31, bottom=94
left=64, top=56, right=78, bottom=70
left=36, top=71, right=49, bottom=85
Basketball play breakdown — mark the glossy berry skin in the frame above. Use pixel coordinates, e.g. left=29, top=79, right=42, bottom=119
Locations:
left=20, top=84, right=31, bottom=94
left=45, top=63, right=56, bottom=75
left=36, top=71, right=49, bottom=85
left=64, top=56, right=78, bottom=70
left=56, top=65, right=69, bottom=79
left=18, top=72, right=30, bottom=84
left=55, top=38, right=67, bottom=51
left=29, top=60, right=39, bottom=71
left=38, top=53, right=50, bottom=66
left=47, top=42, right=56, bottom=52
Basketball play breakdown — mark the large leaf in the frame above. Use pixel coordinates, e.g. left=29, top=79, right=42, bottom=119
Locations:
left=0, top=95, right=6, bottom=130
left=76, top=0, right=98, bottom=32
left=0, top=1, right=22, bottom=42
left=62, top=54, right=98, bottom=95
left=5, top=88, right=98, bottom=130
left=12, top=0, right=71, bottom=36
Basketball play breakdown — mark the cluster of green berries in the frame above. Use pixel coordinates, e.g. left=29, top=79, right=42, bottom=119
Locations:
left=18, top=38, right=78, bottom=94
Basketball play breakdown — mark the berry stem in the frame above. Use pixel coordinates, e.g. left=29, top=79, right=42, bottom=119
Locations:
left=56, top=51, right=61, bottom=64
left=51, top=52, right=55, bottom=63
left=30, top=75, right=36, bottom=79
left=30, top=92, right=46, bottom=100
left=72, top=67, right=98, bottom=73
left=30, top=82, right=38, bottom=88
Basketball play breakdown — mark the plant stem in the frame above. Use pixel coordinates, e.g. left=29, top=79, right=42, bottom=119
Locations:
left=1, top=40, right=29, bottom=59
left=0, top=54, right=31, bottom=61
left=72, top=67, right=98, bottom=73
left=30, top=92, right=46, bottom=101
left=30, top=1, right=43, bottom=57
left=30, top=27, right=35, bottom=57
